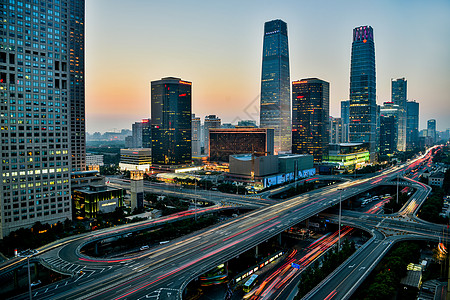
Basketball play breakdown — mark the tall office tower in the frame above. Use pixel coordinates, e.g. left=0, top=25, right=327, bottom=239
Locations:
left=0, top=0, right=84, bottom=238
left=260, top=19, right=291, bottom=154
left=380, top=115, right=397, bottom=155
left=129, top=119, right=151, bottom=148
left=151, top=77, right=192, bottom=165
left=204, top=115, right=221, bottom=155
left=341, top=100, right=350, bottom=142
left=292, top=78, right=330, bottom=162
left=406, top=101, right=419, bottom=149
left=191, top=114, right=201, bottom=156
left=330, top=117, right=343, bottom=144
left=427, top=119, right=436, bottom=143
left=349, top=26, right=377, bottom=156
left=70, top=0, right=86, bottom=171
left=391, top=78, right=407, bottom=151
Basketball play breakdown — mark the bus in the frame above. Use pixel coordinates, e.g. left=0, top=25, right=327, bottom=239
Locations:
left=243, top=274, right=258, bottom=293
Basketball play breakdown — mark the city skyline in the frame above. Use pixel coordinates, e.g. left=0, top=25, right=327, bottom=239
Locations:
left=86, top=0, right=450, bottom=133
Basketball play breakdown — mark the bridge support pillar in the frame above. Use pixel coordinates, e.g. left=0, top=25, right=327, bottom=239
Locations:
left=13, top=269, right=18, bottom=288
left=305, top=219, right=309, bottom=228
left=255, top=245, right=259, bottom=258
left=278, top=233, right=282, bottom=245
left=33, top=262, right=38, bottom=278
left=94, top=243, right=99, bottom=256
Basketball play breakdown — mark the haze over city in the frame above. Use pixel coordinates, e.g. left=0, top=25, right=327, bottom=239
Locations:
left=86, top=0, right=450, bottom=133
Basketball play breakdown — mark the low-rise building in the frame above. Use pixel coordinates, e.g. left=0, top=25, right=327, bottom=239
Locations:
left=326, top=143, right=370, bottom=170
left=86, top=153, right=104, bottom=167
left=227, top=153, right=315, bottom=188
left=72, top=184, right=125, bottom=219
left=429, top=171, right=445, bottom=187
left=119, top=148, right=152, bottom=172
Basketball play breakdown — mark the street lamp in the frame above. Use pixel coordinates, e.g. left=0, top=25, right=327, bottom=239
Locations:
left=338, top=188, right=344, bottom=251
left=19, top=250, right=33, bottom=300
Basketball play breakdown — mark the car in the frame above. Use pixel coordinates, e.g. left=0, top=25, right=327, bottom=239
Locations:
left=31, top=280, right=41, bottom=287
left=140, top=245, right=149, bottom=251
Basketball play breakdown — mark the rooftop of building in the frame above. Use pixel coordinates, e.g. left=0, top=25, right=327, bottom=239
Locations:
left=74, top=184, right=124, bottom=194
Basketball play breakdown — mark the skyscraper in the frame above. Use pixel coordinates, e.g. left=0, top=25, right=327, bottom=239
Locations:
left=191, top=114, right=201, bottom=156
left=0, top=0, right=85, bottom=238
left=151, top=77, right=192, bottom=165
left=427, top=119, right=436, bottom=143
left=260, top=19, right=291, bottom=154
left=380, top=115, right=397, bottom=155
left=330, top=117, right=343, bottom=144
left=292, top=78, right=330, bottom=162
left=341, top=100, right=350, bottom=142
left=391, top=78, right=407, bottom=151
left=406, top=101, right=419, bottom=149
left=70, top=0, right=86, bottom=172
left=204, top=115, right=221, bottom=156
left=349, top=26, right=377, bottom=156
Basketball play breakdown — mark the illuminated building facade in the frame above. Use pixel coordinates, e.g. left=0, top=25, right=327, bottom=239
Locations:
left=406, top=101, right=419, bottom=149
left=69, top=0, right=86, bottom=172
left=292, top=78, right=330, bottom=162
left=330, top=117, right=343, bottom=144
left=151, top=77, right=192, bottom=165
left=0, top=0, right=84, bottom=238
left=391, top=78, right=407, bottom=151
left=260, top=19, right=291, bottom=154
left=349, top=26, right=377, bottom=155
left=72, top=185, right=124, bottom=219
left=209, top=128, right=274, bottom=162
left=327, top=143, right=370, bottom=169
left=119, top=148, right=152, bottom=172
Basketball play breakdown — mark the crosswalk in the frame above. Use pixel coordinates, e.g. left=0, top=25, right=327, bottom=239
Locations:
left=41, top=256, right=112, bottom=276
left=138, top=288, right=179, bottom=300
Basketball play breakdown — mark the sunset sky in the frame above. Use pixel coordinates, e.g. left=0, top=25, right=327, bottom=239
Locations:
left=85, top=0, right=450, bottom=133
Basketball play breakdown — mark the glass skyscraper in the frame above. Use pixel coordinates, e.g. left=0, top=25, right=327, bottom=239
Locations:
left=151, top=77, right=192, bottom=165
left=292, top=78, right=330, bottom=162
left=427, top=119, right=436, bottom=143
left=260, top=19, right=291, bottom=154
left=349, top=26, right=377, bottom=156
left=406, top=100, right=419, bottom=149
left=0, top=0, right=85, bottom=238
left=341, top=100, right=350, bottom=142
left=391, top=78, right=407, bottom=151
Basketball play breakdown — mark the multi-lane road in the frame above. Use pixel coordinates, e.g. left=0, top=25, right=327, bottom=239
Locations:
left=7, top=145, right=443, bottom=300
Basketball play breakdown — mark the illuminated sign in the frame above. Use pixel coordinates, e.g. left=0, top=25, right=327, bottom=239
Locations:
left=179, top=93, right=187, bottom=97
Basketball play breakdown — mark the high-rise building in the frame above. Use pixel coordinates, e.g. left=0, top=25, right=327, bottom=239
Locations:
left=128, top=119, right=151, bottom=148
left=70, top=0, right=86, bottom=172
left=427, top=119, right=436, bottom=143
left=260, top=19, right=291, bottom=154
left=349, top=26, right=377, bottom=156
left=192, top=114, right=201, bottom=156
left=204, top=115, right=221, bottom=155
left=380, top=102, right=400, bottom=153
left=0, top=0, right=85, bottom=238
left=330, top=117, right=343, bottom=144
left=406, top=101, right=419, bottom=149
left=292, top=78, right=330, bottom=162
left=391, top=78, right=407, bottom=151
left=341, top=100, right=350, bottom=142
left=380, top=115, right=397, bottom=155
left=151, top=77, right=192, bottom=165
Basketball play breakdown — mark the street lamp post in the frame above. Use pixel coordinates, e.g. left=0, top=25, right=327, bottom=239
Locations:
left=396, top=173, right=399, bottom=205
left=27, top=255, right=32, bottom=300
left=338, top=188, right=344, bottom=251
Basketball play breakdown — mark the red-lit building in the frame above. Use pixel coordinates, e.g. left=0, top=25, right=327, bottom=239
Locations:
left=209, top=128, right=274, bottom=162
